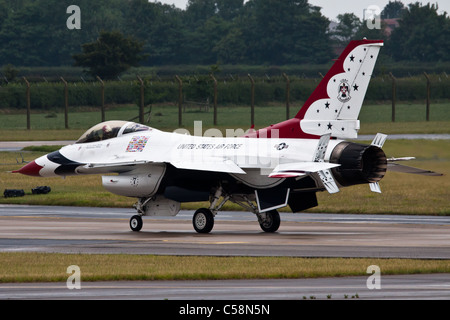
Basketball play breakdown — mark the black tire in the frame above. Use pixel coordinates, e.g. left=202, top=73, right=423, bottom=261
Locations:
left=193, top=208, right=214, bottom=234
left=130, top=215, right=143, bottom=232
left=259, top=210, right=280, bottom=233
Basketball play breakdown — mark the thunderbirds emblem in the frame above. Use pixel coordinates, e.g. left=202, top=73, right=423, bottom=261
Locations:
left=337, top=79, right=351, bottom=103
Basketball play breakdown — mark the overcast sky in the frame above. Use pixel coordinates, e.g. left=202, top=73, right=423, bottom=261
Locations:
left=156, top=0, right=449, bottom=21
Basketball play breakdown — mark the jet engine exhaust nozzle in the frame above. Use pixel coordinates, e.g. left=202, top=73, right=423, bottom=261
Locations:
left=330, top=142, right=387, bottom=187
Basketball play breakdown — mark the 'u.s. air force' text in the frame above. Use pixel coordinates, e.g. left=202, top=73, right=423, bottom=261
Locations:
left=177, top=143, right=243, bottom=150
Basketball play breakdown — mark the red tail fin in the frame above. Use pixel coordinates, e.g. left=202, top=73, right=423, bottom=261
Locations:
left=245, top=39, right=383, bottom=139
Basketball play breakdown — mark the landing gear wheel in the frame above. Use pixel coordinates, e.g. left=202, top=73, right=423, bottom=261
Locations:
left=130, top=215, right=143, bottom=232
left=259, top=210, right=280, bottom=233
left=193, top=208, right=214, bottom=234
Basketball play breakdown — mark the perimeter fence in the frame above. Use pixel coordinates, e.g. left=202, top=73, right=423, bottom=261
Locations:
left=0, top=72, right=449, bottom=129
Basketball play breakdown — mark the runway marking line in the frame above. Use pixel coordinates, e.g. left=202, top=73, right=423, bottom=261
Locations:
left=2, top=282, right=449, bottom=291
left=162, top=240, right=247, bottom=245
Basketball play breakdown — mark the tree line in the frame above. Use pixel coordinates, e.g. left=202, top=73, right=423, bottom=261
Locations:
left=0, top=0, right=449, bottom=69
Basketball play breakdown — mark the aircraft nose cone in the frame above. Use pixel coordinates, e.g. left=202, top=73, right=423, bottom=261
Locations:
left=13, top=160, right=43, bottom=177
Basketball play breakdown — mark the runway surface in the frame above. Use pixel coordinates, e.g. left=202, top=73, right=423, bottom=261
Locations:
left=0, top=205, right=449, bottom=258
left=1, top=205, right=449, bottom=300
left=1, top=274, right=449, bottom=300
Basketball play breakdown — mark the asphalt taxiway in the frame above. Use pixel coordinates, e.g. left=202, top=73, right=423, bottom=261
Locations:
left=0, top=205, right=449, bottom=300
left=0, top=205, right=449, bottom=259
left=1, top=274, right=449, bottom=300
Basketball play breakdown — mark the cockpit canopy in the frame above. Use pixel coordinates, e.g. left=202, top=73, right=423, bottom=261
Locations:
left=76, top=121, right=151, bottom=144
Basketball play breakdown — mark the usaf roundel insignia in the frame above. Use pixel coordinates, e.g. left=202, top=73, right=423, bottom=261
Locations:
left=275, top=143, right=289, bottom=151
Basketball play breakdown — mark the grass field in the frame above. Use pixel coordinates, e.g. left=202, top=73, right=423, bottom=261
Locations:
left=0, top=102, right=449, bottom=141
left=1, top=253, right=448, bottom=283
left=1, top=139, right=449, bottom=215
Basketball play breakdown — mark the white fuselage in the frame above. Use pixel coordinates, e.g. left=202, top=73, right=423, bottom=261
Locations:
left=33, top=128, right=343, bottom=178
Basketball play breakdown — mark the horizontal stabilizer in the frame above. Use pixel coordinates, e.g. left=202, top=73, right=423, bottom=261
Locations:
left=171, top=157, right=246, bottom=174
left=387, top=157, right=416, bottom=162
left=387, top=163, right=443, bottom=176
left=269, top=162, right=340, bottom=178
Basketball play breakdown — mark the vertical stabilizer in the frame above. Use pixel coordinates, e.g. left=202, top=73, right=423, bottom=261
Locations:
left=244, top=39, right=383, bottom=140
left=297, top=39, right=383, bottom=139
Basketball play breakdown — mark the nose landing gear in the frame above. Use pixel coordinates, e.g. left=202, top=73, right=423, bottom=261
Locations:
left=130, top=215, right=143, bottom=232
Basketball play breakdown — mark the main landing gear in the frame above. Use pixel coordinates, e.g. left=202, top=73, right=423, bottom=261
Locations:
left=192, top=187, right=281, bottom=234
left=257, top=210, right=281, bottom=233
left=192, top=208, right=215, bottom=234
left=129, top=188, right=281, bottom=234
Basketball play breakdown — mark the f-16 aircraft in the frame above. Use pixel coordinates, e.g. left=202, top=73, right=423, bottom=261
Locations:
left=14, top=39, right=441, bottom=233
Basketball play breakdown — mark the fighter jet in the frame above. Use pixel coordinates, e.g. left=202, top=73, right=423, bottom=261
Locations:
left=14, top=39, right=441, bottom=233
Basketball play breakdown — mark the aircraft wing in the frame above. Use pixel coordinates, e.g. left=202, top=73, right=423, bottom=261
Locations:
left=171, top=157, right=246, bottom=174
left=82, top=157, right=341, bottom=178
left=78, top=157, right=246, bottom=175
left=387, top=163, right=443, bottom=176
left=269, top=162, right=340, bottom=178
